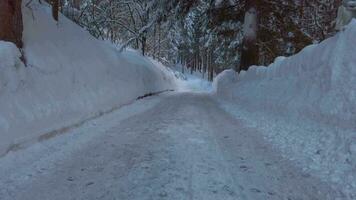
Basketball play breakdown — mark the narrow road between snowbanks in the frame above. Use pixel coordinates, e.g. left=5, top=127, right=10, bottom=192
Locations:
left=0, top=92, right=340, bottom=200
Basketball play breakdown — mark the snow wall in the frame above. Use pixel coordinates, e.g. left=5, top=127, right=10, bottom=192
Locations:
left=215, top=20, right=356, bottom=130
left=0, top=2, right=176, bottom=156
left=214, top=20, right=356, bottom=198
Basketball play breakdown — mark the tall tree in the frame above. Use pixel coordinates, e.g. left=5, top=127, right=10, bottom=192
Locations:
left=0, top=0, right=23, bottom=48
left=52, top=0, right=59, bottom=21
left=239, top=0, right=258, bottom=72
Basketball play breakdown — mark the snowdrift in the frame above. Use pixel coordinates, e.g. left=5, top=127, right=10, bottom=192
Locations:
left=0, top=2, right=176, bottom=156
left=216, top=21, right=356, bottom=128
left=214, top=20, right=356, bottom=198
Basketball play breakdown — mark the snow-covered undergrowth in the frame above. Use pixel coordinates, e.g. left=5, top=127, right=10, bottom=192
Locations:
left=176, top=73, right=212, bottom=92
left=0, top=2, right=175, bottom=156
left=214, top=21, right=356, bottom=199
left=170, top=64, right=212, bottom=92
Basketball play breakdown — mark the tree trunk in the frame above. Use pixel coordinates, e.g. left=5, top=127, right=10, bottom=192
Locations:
left=141, top=6, right=149, bottom=56
left=0, top=0, right=23, bottom=48
left=72, top=0, right=81, bottom=9
left=52, top=0, right=59, bottom=21
left=208, top=49, right=214, bottom=81
left=153, top=24, right=157, bottom=59
left=141, top=35, right=146, bottom=56
left=239, top=0, right=259, bottom=72
left=158, top=22, right=161, bottom=59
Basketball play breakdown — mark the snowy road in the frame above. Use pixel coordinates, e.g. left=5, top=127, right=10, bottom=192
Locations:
left=0, top=92, right=339, bottom=200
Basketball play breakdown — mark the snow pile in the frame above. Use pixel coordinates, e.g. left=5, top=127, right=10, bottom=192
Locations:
left=0, top=42, right=22, bottom=69
left=0, top=42, right=26, bottom=95
left=216, top=22, right=356, bottom=127
left=214, top=20, right=356, bottom=199
left=212, top=69, right=237, bottom=98
left=0, top=2, right=176, bottom=156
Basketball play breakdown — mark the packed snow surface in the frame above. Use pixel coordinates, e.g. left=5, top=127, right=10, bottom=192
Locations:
left=0, top=93, right=339, bottom=200
left=214, top=20, right=356, bottom=199
left=0, top=2, right=176, bottom=156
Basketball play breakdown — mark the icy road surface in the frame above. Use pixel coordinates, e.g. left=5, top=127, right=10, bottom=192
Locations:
left=0, top=92, right=339, bottom=200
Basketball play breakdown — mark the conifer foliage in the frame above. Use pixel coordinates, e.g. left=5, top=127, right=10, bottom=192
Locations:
left=4, top=0, right=342, bottom=78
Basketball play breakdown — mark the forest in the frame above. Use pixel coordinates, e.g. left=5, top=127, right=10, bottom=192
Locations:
left=1, top=0, right=342, bottom=80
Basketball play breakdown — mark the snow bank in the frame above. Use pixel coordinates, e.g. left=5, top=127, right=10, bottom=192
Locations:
left=0, top=2, right=176, bottom=156
left=214, top=20, right=356, bottom=199
left=217, top=20, right=356, bottom=127
left=213, top=69, right=237, bottom=97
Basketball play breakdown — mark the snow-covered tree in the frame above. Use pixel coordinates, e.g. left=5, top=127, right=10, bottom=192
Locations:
left=240, top=0, right=258, bottom=71
left=59, top=0, right=344, bottom=79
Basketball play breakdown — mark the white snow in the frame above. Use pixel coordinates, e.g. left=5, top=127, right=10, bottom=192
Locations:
left=214, top=20, right=356, bottom=199
left=243, top=8, right=258, bottom=40
left=176, top=73, right=212, bottom=92
left=336, top=2, right=356, bottom=30
left=0, top=92, right=339, bottom=200
left=0, top=2, right=176, bottom=156
left=170, top=64, right=213, bottom=92
left=212, top=69, right=237, bottom=98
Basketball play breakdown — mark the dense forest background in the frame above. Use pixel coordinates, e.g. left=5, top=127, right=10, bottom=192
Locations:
left=1, top=0, right=343, bottom=80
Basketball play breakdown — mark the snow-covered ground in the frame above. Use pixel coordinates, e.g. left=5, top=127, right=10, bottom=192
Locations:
left=170, top=64, right=212, bottom=92
left=214, top=20, right=356, bottom=199
left=0, top=92, right=339, bottom=200
left=0, top=2, right=176, bottom=156
left=176, top=73, right=212, bottom=92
